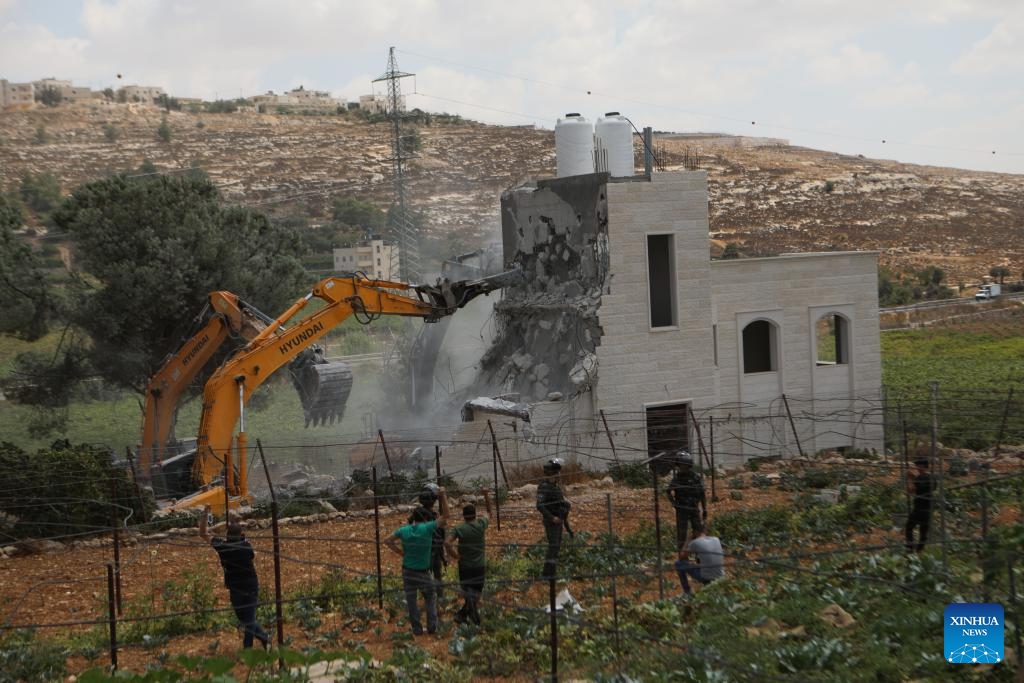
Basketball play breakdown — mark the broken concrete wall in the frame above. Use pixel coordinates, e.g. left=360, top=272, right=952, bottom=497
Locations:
left=478, top=173, right=611, bottom=401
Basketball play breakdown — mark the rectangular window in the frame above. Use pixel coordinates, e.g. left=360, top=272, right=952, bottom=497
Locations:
left=712, top=324, right=718, bottom=366
left=646, top=403, right=690, bottom=462
left=647, top=234, right=676, bottom=328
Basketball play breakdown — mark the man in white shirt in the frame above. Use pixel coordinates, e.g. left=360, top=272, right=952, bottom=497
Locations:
left=675, top=528, right=724, bottom=595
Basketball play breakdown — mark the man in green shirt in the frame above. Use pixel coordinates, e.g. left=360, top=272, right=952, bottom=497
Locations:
left=445, top=502, right=489, bottom=625
left=385, top=489, right=449, bottom=635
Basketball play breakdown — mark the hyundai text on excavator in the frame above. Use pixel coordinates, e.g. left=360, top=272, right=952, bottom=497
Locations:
left=168, top=268, right=522, bottom=514
left=137, top=291, right=352, bottom=495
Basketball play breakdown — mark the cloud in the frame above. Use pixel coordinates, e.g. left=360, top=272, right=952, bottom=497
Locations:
left=806, top=44, right=890, bottom=85
left=0, top=23, right=91, bottom=81
left=951, top=9, right=1024, bottom=75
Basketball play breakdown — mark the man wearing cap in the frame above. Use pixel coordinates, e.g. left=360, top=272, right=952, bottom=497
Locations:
left=667, top=451, right=707, bottom=550
left=445, top=501, right=489, bottom=625
left=537, top=458, right=571, bottom=579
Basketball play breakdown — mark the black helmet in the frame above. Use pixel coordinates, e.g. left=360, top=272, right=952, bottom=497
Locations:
left=542, top=457, right=564, bottom=474
left=417, top=482, right=439, bottom=506
left=675, top=450, right=694, bottom=468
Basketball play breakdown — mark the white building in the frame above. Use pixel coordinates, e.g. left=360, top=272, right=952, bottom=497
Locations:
left=445, top=170, right=883, bottom=476
left=1, top=79, right=36, bottom=108
left=118, top=85, right=166, bottom=103
left=333, top=237, right=399, bottom=281
left=358, top=94, right=404, bottom=115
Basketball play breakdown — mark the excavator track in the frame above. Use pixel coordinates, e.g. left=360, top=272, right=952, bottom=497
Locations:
left=290, top=356, right=353, bottom=427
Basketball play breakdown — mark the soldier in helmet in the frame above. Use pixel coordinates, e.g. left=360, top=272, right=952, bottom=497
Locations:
left=536, top=457, right=571, bottom=579
left=414, top=483, right=447, bottom=598
left=666, top=450, right=707, bottom=549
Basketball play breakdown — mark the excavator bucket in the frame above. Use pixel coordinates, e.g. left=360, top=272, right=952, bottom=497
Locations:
left=289, top=350, right=354, bottom=427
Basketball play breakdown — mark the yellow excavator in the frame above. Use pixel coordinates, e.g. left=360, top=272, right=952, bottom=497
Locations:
left=137, top=291, right=351, bottom=495
left=168, top=268, right=522, bottom=514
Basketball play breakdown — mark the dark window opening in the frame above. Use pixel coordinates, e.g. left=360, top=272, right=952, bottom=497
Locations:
left=743, top=320, right=776, bottom=373
left=647, top=234, right=676, bottom=328
left=646, top=402, right=690, bottom=475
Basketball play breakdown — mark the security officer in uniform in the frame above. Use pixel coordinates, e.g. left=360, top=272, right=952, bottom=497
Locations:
left=536, top=457, right=571, bottom=579
left=666, top=450, right=707, bottom=549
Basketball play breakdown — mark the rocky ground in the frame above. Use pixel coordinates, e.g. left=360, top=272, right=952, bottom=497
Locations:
left=2, top=103, right=1022, bottom=286
left=1, top=449, right=1020, bottom=677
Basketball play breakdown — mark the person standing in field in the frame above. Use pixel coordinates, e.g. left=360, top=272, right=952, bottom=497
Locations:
left=199, top=507, right=270, bottom=649
left=386, top=488, right=449, bottom=635
left=445, top=501, right=489, bottom=625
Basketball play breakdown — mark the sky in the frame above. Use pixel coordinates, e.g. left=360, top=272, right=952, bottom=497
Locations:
left=2, top=0, right=1022, bottom=174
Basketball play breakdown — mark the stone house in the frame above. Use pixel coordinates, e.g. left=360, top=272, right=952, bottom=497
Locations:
left=448, top=170, right=883, bottom=475
left=333, top=236, right=399, bottom=281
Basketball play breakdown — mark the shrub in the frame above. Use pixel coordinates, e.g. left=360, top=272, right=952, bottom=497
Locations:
left=157, top=117, right=171, bottom=142
left=607, top=460, right=650, bottom=488
left=0, top=629, right=66, bottom=682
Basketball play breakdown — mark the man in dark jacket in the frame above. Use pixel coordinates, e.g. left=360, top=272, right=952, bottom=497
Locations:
left=536, top=458, right=571, bottom=579
left=905, top=458, right=934, bottom=553
left=200, top=507, right=270, bottom=649
left=667, top=451, right=707, bottom=550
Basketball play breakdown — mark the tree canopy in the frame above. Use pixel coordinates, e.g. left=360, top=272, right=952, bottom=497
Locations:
left=0, top=194, right=50, bottom=340
left=41, top=172, right=309, bottom=395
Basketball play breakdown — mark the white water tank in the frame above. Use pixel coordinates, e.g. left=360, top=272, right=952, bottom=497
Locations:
left=595, top=112, right=634, bottom=177
left=555, top=113, right=594, bottom=177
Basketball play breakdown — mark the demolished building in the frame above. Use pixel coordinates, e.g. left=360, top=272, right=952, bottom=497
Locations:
left=445, top=166, right=883, bottom=476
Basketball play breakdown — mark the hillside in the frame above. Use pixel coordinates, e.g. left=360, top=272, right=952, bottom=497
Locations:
left=1, top=102, right=1022, bottom=285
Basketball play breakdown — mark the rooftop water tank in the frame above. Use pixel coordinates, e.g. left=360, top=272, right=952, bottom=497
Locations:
left=555, top=113, right=594, bottom=178
left=595, top=112, right=634, bottom=177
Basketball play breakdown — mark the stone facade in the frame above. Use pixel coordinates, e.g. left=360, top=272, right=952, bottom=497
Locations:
left=454, top=170, right=883, bottom=476
left=1, top=79, right=36, bottom=108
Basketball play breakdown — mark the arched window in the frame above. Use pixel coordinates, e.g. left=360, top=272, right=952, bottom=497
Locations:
left=742, top=319, right=777, bottom=373
left=815, top=313, right=850, bottom=366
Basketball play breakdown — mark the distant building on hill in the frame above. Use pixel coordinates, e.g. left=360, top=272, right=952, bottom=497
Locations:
left=1, top=79, right=35, bottom=109
left=333, top=236, right=399, bottom=280
left=251, top=85, right=342, bottom=113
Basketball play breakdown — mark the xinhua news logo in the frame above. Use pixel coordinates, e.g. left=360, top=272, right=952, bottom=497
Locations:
left=944, top=603, right=1003, bottom=664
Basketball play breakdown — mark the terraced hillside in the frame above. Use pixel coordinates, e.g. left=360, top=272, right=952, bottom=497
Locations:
left=1, top=103, right=1022, bottom=284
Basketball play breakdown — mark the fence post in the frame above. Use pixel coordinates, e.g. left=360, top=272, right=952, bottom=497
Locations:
left=606, top=493, right=620, bottom=654
left=899, top=405, right=910, bottom=512
left=109, top=480, right=123, bottom=616
left=600, top=409, right=620, bottom=464
left=435, top=445, right=442, bottom=485
left=377, top=430, right=397, bottom=483
left=994, top=387, right=1014, bottom=456
left=549, top=575, right=559, bottom=683
left=106, top=564, right=118, bottom=671
left=651, top=464, right=664, bottom=601
left=709, top=416, right=717, bottom=502
left=372, top=466, right=384, bottom=609
left=930, top=381, right=948, bottom=570
left=781, top=394, right=806, bottom=458
left=486, top=420, right=510, bottom=488
left=256, top=440, right=284, bottom=657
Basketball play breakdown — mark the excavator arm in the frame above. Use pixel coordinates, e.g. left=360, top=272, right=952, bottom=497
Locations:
left=171, top=269, right=521, bottom=513
left=137, top=292, right=269, bottom=482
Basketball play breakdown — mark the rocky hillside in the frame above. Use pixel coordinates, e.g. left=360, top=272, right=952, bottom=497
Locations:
left=1, top=102, right=1022, bottom=285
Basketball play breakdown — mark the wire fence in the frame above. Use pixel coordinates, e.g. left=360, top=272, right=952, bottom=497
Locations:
left=0, top=390, right=1022, bottom=679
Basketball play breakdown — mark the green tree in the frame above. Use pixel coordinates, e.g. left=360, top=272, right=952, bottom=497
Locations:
left=0, top=194, right=50, bottom=340
left=988, top=265, right=1010, bottom=284
left=102, top=121, right=120, bottom=142
left=157, top=116, right=172, bottom=142
left=331, top=196, right=385, bottom=231
left=34, top=125, right=49, bottom=144
left=102, top=87, right=115, bottom=101
left=721, top=242, right=740, bottom=259
left=43, top=173, right=308, bottom=396
left=19, top=171, right=62, bottom=214
left=116, top=88, right=128, bottom=103
left=35, top=86, right=62, bottom=107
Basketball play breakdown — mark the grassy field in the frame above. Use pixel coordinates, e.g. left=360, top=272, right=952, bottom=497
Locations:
left=2, top=314, right=1023, bottom=454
